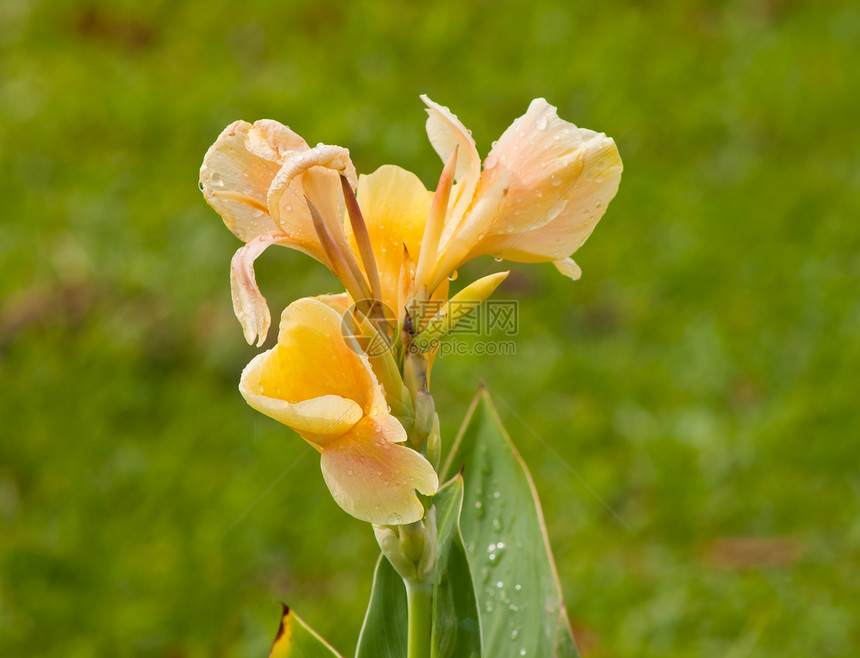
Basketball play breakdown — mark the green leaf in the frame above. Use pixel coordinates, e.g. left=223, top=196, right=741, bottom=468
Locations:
left=268, top=604, right=343, bottom=658
left=442, top=389, right=580, bottom=658
left=356, top=476, right=482, bottom=658
left=355, top=556, right=408, bottom=658
left=430, top=475, right=483, bottom=658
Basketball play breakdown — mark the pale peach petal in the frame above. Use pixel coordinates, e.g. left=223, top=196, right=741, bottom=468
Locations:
left=230, top=232, right=282, bottom=346
left=420, top=95, right=480, bottom=185
left=200, top=120, right=307, bottom=242
left=468, top=98, right=622, bottom=263
left=353, top=165, right=433, bottom=312
left=421, top=96, right=483, bottom=244
left=553, top=257, right=582, bottom=281
left=432, top=173, right=510, bottom=289
left=320, top=415, right=439, bottom=524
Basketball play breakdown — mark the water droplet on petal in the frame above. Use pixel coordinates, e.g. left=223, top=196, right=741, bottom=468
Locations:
left=550, top=174, right=562, bottom=187
left=494, top=256, right=503, bottom=263
left=448, top=270, right=458, bottom=281
left=535, top=116, right=548, bottom=130
left=197, top=181, right=205, bottom=192
left=485, top=154, right=498, bottom=169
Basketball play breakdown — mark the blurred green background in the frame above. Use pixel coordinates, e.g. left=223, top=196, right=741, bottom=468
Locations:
left=2, top=0, right=858, bottom=655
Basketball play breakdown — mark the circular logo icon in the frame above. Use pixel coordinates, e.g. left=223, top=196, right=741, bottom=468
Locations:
left=340, top=298, right=398, bottom=357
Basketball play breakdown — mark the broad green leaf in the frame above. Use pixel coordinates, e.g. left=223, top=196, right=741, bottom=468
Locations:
left=442, top=389, right=580, bottom=658
left=355, top=556, right=408, bottom=658
left=269, top=604, right=343, bottom=658
left=430, top=475, right=482, bottom=658
left=356, top=476, right=482, bottom=658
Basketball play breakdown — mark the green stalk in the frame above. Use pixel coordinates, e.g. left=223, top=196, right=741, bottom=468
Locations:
left=405, top=580, right=433, bottom=658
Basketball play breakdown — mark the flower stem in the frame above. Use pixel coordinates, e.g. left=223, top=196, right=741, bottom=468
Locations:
left=405, top=580, right=433, bottom=658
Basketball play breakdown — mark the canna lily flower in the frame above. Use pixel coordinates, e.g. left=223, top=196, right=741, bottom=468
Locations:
left=415, top=96, right=623, bottom=293
left=239, top=295, right=438, bottom=525
left=200, top=97, right=621, bottom=350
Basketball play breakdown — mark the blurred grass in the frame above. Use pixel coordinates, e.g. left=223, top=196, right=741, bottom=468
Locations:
left=1, top=0, right=859, bottom=655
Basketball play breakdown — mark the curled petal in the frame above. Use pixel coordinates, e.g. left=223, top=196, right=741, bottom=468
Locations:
left=267, top=145, right=357, bottom=245
left=230, top=232, right=287, bottom=346
left=470, top=98, right=622, bottom=263
left=200, top=120, right=307, bottom=241
left=320, top=415, right=439, bottom=524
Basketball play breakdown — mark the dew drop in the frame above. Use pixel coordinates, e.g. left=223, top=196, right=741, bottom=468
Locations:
left=347, top=469, right=354, bottom=475
left=492, top=518, right=502, bottom=531
left=511, top=628, right=519, bottom=639
left=493, top=491, right=500, bottom=499
left=595, top=174, right=604, bottom=183
left=520, top=649, right=527, bottom=656
left=494, top=256, right=503, bottom=263
left=197, top=181, right=205, bottom=192
left=485, top=154, right=498, bottom=169
left=517, top=130, right=526, bottom=138
left=515, top=584, right=522, bottom=591
left=448, top=270, right=458, bottom=281
left=535, top=116, right=548, bottom=130
left=496, top=581, right=504, bottom=588
left=550, top=174, right=562, bottom=187
left=475, top=501, right=484, bottom=518
left=505, top=224, right=515, bottom=233
left=595, top=201, right=602, bottom=209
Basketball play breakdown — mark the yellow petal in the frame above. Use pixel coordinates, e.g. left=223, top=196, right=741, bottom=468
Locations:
left=238, top=298, right=388, bottom=442
left=320, top=415, right=439, bottom=524
left=200, top=120, right=306, bottom=242
left=469, top=99, right=622, bottom=262
left=353, top=165, right=433, bottom=311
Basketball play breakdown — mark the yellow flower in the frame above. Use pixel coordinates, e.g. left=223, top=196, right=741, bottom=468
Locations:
left=239, top=296, right=438, bottom=524
left=417, top=96, right=623, bottom=292
left=200, top=97, right=621, bottom=348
